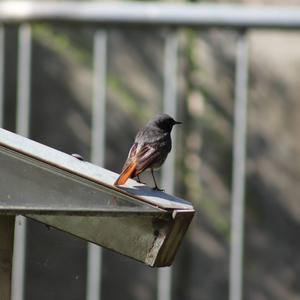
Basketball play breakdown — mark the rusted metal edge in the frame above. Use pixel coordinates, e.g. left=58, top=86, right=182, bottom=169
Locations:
left=146, top=209, right=195, bottom=267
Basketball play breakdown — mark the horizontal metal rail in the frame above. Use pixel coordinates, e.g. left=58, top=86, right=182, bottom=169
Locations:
left=1, top=2, right=300, bottom=29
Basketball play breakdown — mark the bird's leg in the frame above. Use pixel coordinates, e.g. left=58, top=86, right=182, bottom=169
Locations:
left=151, top=169, right=164, bottom=192
left=136, top=174, right=145, bottom=184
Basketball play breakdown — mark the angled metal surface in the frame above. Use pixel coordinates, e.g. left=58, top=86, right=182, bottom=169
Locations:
left=0, top=128, right=194, bottom=266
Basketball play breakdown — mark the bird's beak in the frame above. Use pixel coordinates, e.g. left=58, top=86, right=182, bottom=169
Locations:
left=174, top=121, right=182, bottom=125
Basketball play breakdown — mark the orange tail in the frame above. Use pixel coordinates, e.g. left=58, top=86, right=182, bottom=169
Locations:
left=114, top=162, right=137, bottom=186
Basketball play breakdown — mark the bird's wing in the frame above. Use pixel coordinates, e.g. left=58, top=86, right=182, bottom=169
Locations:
left=122, top=143, right=160, bottom=175
left=133, top=143, right=161, bottom=175
left=114, top=142, right=161, bottom=186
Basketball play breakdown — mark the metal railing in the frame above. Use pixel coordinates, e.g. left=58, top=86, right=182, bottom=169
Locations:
left=1, top=2, right=300, bottom=300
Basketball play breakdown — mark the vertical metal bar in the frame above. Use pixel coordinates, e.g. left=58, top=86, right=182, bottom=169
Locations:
left=12, top=23, right=32, bottom=300
left=16, top=24, right=32, bottom=137
left=161, top=30, right=179, bottom=193
left=0, top=25, right=4, bottom=127
left=86, top=29, right=107, bottom=300
left=229, top=31, right=249, bottom=300
left=0, top=216, right=15, bottom=300
left=91, top=31, right=107, bottom=165
left=0, top=26, right=14, bottom=300
left=158, top=30, right=178, bottom=300
left=0, top=27, right=14, bottom=300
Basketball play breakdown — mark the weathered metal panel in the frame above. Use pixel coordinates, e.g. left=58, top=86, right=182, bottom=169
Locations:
left=0, top=128, right=195, bottom=267
left=0, top=128, right=192, bottom=211
left=0, top=146, right=159, bottom=215
left=29, top=213, right=172, bottom=266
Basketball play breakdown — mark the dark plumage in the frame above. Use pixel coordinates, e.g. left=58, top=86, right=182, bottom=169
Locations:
left=114, top=113, right=181, bottom=191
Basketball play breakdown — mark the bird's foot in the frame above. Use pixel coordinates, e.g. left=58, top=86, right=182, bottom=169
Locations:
left=152, top=186, right=164, bottom=192
left=45, top=224, right=51, bottom=231
left=136, top=175, right=146, bottom=185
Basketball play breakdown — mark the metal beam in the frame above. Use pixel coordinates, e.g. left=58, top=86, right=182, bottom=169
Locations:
left=1, top=2, right=300, bottom=29
left=0, top=128, right=194, bottom=267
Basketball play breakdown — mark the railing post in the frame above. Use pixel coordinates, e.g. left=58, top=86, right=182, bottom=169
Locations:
left=12, top=23, right=32, bottom=300
left=0, top=25, right=4, bottom=127
left=229, top=31, right=249, bottom=300
left=86, top=29, right=107, bottom=300
left=0, top=25, right=14, bottom=300
left=158, top=29, right=179, bottom=300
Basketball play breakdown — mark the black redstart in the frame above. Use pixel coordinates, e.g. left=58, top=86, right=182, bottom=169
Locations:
left=114, top=113, right=181, bottom=191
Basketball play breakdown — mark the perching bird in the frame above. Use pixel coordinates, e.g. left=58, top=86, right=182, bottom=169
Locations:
left=114, top=113, right=181, bottom=191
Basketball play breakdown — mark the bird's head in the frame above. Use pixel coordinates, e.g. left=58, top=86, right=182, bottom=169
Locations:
left=150, top=113, right=182, bottom=132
